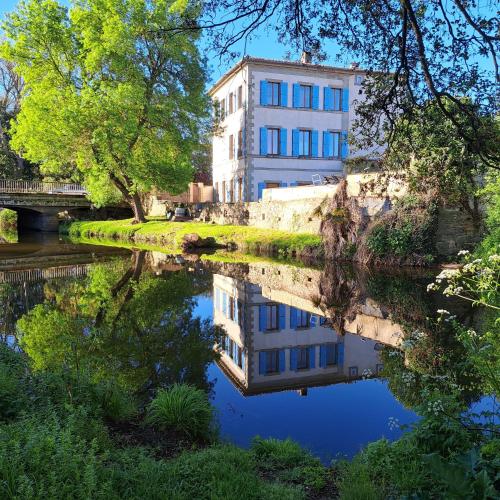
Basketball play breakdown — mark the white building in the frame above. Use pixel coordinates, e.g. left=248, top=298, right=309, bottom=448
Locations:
left=209, top=54, right=377, bottom=202
left=213, top=273, right=385, bottom=396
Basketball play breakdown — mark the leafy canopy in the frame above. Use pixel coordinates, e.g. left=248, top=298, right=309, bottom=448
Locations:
left=1, top=0, right=209, bottom=216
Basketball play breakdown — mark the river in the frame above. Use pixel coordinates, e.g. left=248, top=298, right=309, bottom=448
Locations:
left=1, top=230, right=481, bottom=463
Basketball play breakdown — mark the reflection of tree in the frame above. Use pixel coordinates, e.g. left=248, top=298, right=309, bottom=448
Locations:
left=0, top=281, right=44, bottom=346
left=17, top=251, right=219, bottom=402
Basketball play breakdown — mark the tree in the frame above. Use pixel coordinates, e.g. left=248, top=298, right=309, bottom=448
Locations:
left=197, top=0, right=498, bottom=167
left=1, top=0, right=209, bottom=222
left=383, top=99, right=499, bottom=224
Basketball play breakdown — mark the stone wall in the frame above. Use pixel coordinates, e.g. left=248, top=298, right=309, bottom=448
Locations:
left=435, top=207, right=482, bottom=256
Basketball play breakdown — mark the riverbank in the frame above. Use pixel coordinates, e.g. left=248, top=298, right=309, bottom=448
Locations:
left=62, top=218, right=323, bottom=258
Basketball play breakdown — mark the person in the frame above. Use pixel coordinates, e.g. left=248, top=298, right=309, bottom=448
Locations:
left=165, top=206, right=174, bottom=220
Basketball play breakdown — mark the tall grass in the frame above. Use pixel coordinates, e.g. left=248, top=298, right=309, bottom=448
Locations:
left=146, top=384, right=215, bottom=440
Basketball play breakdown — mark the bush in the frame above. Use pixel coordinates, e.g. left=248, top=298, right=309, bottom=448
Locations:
left=0, top=208, right=17, bottom=229
left=0, top=414, right=114, bottom=499
left=364, top=195, right=438, bottom=264
left=146, top=384, right=215, bottom=440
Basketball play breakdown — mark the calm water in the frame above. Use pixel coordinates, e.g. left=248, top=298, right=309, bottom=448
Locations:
left=1, top=231, right=476, bottom=462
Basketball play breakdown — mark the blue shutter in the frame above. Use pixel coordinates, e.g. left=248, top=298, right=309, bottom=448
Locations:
left=234, top=300, right=239, bottom=323
left=280, top=82, right=288, bottom=107
left=259, top=304, right=266, bottom=331
left=309, top=346, right=316, bottom=369
left=292, top=83, right=300, bottom=108
left=341, top=131, right=348, bottom=160
left=311, top=130, right=318, bottom=157
left=280, top=128, right=287, bottom=156
left=324, top=87, right=333, bottom=110
left=257, top=182, right=265, bottom=201
left=292, top=129, right=300, bottom=156
left=260, top=80, right=268, bottom=106
left=234, top=178, right=239, bottom=202
left=279, top=304, right=286, bottom=329
left=322, top=131, right=329, bottom=157
left=241, top=175, right=246, bottom=201
left=337, top=342, right=344, bottom=366
left=260, top=127, right=267, bottom=155
left=241, top=351, right=246, bottom=372
left=310, top=314, right=317, bottom=327
left=226, top=183, right=231, bottom=202
left=279, top=350, right=286, bottom=372
left=312, top=85, right=319, bottom=109
left=290, top=307, right=298, bottom=329
left=319, top=345, right=327, bottom=368
left=342, top=88, right=349, bottom=112
left=290, top=348, right=298, bottom=371
left=290, top=181, right=298, bottom=187
left=259, top=351, right=267, bottom=374
left=242, top=127, right=246, bottom=155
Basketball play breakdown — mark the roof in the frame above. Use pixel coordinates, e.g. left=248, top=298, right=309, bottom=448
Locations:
left=209, top=56, right=365, bottom=96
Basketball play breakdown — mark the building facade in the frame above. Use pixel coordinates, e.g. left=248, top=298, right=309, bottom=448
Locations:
left=209, top=55, right=378, bottom=202
left=213, top=273, right=386, bottom=396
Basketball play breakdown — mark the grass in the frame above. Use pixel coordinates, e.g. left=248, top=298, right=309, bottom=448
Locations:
left=146, top=384, right=215, bottom=440
left=63, top=217, right=322, bottom=257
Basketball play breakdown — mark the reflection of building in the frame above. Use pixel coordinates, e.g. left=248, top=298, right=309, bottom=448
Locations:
left=213, top=274, right=384, bottom=396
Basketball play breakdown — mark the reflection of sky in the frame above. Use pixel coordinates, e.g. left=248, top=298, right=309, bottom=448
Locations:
left=194, top=294, right=416, bottom=463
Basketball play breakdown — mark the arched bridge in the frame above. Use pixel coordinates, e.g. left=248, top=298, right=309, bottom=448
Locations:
left=0, top=180, right=91, bottom=231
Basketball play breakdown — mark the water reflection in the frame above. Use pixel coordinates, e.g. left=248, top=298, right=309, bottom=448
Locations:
left=0, top=243, right=482, bottom=459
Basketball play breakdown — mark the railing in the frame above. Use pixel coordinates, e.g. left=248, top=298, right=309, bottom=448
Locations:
left=0, top=264, right=91, bottom=284
left=0, top=179, right=87, bottom=195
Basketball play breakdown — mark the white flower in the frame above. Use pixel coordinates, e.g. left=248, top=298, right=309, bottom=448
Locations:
left=457, top=250, right=470, bottom=256
left=436, top=309, right=450, bottom=315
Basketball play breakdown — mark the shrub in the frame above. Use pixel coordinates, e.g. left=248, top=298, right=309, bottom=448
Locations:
left=146, top=384, right=215, bottom=440
left=335, top=459, right=384, bottom=500
left=0, top=208, right=17, bottom=229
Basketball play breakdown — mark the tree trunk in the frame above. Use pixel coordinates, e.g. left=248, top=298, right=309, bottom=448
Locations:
left=130, top=192, right=147, bottom=224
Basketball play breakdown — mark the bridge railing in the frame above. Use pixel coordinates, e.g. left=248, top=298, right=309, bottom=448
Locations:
left=0, top=179, right=87, bottom=195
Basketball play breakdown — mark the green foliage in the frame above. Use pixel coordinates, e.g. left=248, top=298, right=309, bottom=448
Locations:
left=335, top=459, right=384, bottom=500
left=63, top=217, right=323, bottom=258
left=2, top=0, right=209, bottom=219
left=477, top=172, right=500, bottom=258
left=385, top=99, right=498, bottom=219
left=251, top=437, right=327, bottom=491
left=146, top=384, right=215, bottom=440
left=365, top=195, right=438, bottom=263
left=0, top=208, right=16, bottom=229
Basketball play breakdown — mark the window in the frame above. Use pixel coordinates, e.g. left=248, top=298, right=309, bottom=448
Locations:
left=267, top=128, right=280, bottom=155
left=299, top=84, right=312, bottom=108
left=349, top=366, right=358, bottom=377
left=219, top=98, right=225, bottom=120
left=266, top=304, right=279, bottom=331
left=228, top=135, right=234, bottom=159
left=326, top=344, right=337, bottom=366
left=324, top=131, right=341, bottom=158
left=298, top=130, right=311, bottom=156
left=265, top=350, right=280, bottom=374
left=267, top=81, right=281, bottom=106
left=332, top=88, right=342, bottom=111
left=237, top=130, right=243, bottom=158
left=265, top=182, right=280, bottom=189
left=229, top=92, right=234, bottom=114
left=238, top=178, right=243, bottom=202
left=237, top=346, right=244, bottom=369
left=229, top=296, right=235, bottom=320
left=237, top=85, right=243, bottom=108
left=297, top=347, right=310, bottom=370
left=297, top=310, right=310, bottom=328
left=355, top=75, right=364, bottom=85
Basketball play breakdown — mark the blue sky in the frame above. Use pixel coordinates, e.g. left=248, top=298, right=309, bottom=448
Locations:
left=0, top=0, right=344, bottom=84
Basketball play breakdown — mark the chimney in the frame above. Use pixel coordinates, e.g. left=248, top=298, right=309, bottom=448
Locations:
left=301, top=51, right=312, bottom=64
left=350, top=62, right=360, bottom=70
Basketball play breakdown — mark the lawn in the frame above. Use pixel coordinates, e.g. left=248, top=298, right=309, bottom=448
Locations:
left=63, top=218, right=323, bottom=257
